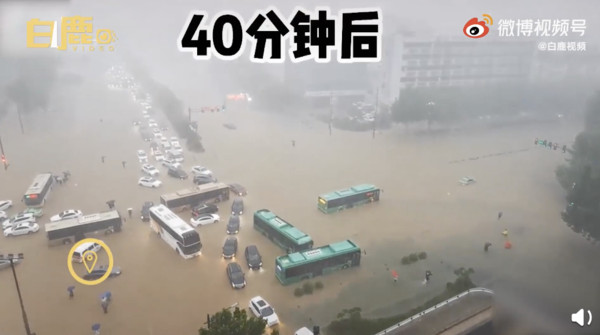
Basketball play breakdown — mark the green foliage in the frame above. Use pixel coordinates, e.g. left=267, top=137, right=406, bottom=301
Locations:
left=556, top=91, right=600, bottom=242
left=199, top=307, right=267, bottom=335
left=401, top=252, right=428, bottom=265
left=302, top=282, right=314, bottom=294
left=294, top=287, right=304, bottom=297
left=327, top=268, right=477, bottom=335
left=315, top=281, right=324, bottom=290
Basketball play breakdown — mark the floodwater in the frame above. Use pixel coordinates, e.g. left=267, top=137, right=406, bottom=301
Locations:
left=1, top=74, right=599, bottom=335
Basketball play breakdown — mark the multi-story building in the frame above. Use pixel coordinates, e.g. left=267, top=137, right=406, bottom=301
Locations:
left=379, top=33, right=537, bottom=104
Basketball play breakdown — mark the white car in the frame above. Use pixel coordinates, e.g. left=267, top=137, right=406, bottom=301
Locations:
left=138, top=176, right=162, bottom=188
left=50, top=209, right=83, bottom=222
left=137, top=150, right=148, bottom=163
left=249, top=296, right=279, bottom=327
left=4, top=222, right=40, bottom=237
left=141, top=164, right=160, bottom=176
left=458, top=177, right=476, bottom=185
left=154, top=151, right=165, bottom=162
left=2, top=213, right=36, bottom=230
left=0, top=200, right=12, bottom=211
left=154, top=131, right=163, bottom=139
left=191, top=166, right=212, bottom=176
left=143, top=114, right=151, bottom=119
left=162, top=159, right=181, bottom=169
left=171, top=143, right=183, bottom=153
left=190, top=214, right=220, bottom=227
left=161, top=140, right=171, bottom=150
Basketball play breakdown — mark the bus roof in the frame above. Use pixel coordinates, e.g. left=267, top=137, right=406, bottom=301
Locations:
left=149, top=204, right=194, bottom=234
left=319, top=184, right=378, bottom=201
left=160, top=182, right=229, bottom=201
left=255, top=209, right=312, bottom=244
left=79, top=211, right=120, bottom=224
left=25, top=173, right=53, bottom=195
left=45, top=210, right=120, bottom=232
left=277, top=240, right=360, bottom=267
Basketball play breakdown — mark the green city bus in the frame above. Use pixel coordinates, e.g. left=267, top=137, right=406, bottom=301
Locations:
left=275, top=240, right=361, bottom=285
left=253, top=209, right=314, bottom=253
left=318, top=184, right=380, bottom=214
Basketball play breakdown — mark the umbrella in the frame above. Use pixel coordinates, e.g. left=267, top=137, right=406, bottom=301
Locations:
left=101, top=291, right=112, bottom=300
left=91, top=323, right=100, bottom=331
left=391, top=270, right=398, bottom=279
left=67, top=286, right=75, bottom=292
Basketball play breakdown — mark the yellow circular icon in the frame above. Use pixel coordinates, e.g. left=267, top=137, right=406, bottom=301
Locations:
left=67, top=238, right=114, bottom=286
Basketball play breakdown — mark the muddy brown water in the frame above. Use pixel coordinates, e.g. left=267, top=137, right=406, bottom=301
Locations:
left=0, top=78, right=599, bottom=335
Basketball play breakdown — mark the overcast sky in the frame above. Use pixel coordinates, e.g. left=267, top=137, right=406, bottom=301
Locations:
left=1, top=0, right=598, bottom=104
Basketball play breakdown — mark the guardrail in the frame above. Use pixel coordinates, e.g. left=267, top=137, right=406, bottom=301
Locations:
left=373, top=287, right=495, bottom=335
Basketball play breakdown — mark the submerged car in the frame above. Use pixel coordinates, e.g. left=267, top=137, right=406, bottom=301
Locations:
left=138, top=177, right=162, bottom=188
left=249, top=296, right=279, bottom=327
left=83, top=265, right=122, bottom=280
left=191, top=166, right=212, bottom=176
left=0, top=200, right=13, bottom=211
left=245, top=245, right=263, bottom=270
left=19, top=207, right=43, bottom=218
left=458, top=177, right=476, bottom=185
left=50, top=209, right=83, bottom=222
left=231, top=197, right=244, bottom=215
left=137, top=149, right=148, bottom=163
left=190, top=213, right=220, bottom=227
left=222, top=237, right=238, bottom=259
left=192, top=203, right=218, bottom=217
left=229, top=183, right=247, bottom=196
left=2, top=213, right=36, bottom=230
left=4, top=222, right=40, bottom=237
left=226, top=215, right=240, bottom=235
left=168, top=167, right=188, bottom=180
left=141, top=164, right=160, bottom=176
left=226, top=262, right=246, bottom=289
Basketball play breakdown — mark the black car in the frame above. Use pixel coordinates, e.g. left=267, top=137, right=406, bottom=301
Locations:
left=229, top=183, right=247, bottom=196
left=222, top=237, right=238, bottom=259
left=168, top=167, right=188, bottom=180
left=226, top=262, right=246, bottom=289
left=141, top=201, right=154, bottom=222
left=245, top=245, right=262, bottom=270
left=226, top=215, right=240, bottom=234
left=192, top=203, right=218, bottom=217
left=231, top=197, right=244, bottom=215
left=83, top=265, right=122, bottom=280
left=193, top=174, right=217, bottom=185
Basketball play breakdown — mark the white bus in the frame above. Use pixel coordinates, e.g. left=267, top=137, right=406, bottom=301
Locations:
left=149, top=205, right=202, bottom=259
left=45, top=210, right=123, bottom=246
left=23, top=173, right=55, bottom=207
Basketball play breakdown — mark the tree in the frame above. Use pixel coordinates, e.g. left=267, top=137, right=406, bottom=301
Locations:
left=556, top=90, right=600, bottom=242
left=199, top=307, right=270, bottom=335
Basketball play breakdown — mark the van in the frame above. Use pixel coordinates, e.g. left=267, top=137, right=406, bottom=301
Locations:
left=72, top=242, right=102, bottom=263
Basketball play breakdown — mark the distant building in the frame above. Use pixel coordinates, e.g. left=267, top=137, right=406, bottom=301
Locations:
left=378, top=33, right=537, bottom=104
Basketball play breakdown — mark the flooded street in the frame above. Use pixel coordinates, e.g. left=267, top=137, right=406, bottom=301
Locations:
left=1, top=74, right=599, bottom=335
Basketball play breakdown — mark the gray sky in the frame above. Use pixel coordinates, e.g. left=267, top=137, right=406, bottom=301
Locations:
left=1, top=0, right=598, bottom=104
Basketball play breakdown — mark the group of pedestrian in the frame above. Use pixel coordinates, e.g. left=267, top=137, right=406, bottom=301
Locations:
left=67, top=287, right=111, bottom=334
left=100, top=155, right=127, bottom=168
left=484, top=211, right=512, bottom=252
left=535, top=138, right=567, bottom=153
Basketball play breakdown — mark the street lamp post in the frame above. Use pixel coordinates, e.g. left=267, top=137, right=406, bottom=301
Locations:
left=0, top=253, right=34, bottom=335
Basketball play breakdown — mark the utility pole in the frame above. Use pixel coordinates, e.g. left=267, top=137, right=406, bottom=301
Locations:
left=188, top=107, right=192, bottom=122
left=1, top=253, right=34, bottom=335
